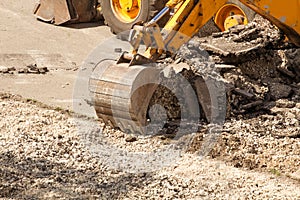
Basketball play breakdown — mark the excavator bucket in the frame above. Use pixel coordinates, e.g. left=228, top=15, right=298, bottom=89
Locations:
left=33, top=0, right=100, bottom=25
left=89, top=60, right=208, bottom=135
left=89, top=62, right=162, bottom=134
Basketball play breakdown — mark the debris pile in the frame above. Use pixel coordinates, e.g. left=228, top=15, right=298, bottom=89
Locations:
left=147, top=16, right=299, bottom=177
left=197, top=15, right=300, bottom=116
left=0, top=64, right=49, bottom=74
left=184, top=16, right=300, bottom=175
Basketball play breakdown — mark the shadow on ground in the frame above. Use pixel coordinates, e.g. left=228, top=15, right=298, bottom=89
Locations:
left=0, top=151, right=153, bottom=199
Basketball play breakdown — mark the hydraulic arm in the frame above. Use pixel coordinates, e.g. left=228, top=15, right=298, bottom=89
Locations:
left=127, top=0, right=300, bottom=63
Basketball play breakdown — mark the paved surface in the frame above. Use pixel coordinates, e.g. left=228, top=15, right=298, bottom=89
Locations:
left=0, top=0, right=112, bottom=110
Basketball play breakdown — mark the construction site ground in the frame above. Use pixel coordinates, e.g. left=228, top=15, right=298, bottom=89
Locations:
left=0, top=0, right=299, bottom=199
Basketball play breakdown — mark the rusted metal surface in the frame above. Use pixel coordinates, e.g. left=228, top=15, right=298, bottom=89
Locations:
left=33, top=0, right=99, bottom=25
left=33, top=0, right=69, bottom=24
left=89, top=62, right=161, bottom=133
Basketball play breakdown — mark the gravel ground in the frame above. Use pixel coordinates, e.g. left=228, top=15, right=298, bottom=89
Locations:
left=1, top=1, right=299, bottom=199
left=0, top=93, right=299, bottom=199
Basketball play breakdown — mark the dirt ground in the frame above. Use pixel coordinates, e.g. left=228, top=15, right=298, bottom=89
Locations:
left=0, top=0, right=111, bottom=111
left=0, top=1, right=299, bottom=199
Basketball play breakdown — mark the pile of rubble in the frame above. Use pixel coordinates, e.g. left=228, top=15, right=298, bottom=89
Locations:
left=148, top=15, right=300, bottom=179
left=0, top=64, right=48, bottom=74
left=198, top=16, right=300, bottom=116
left=186, top=16, right=300, bottom=178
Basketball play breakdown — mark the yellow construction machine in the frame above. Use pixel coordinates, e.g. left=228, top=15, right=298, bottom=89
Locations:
left=33, top=0, right=255, bottom=34
left=88, top=0, right=300, bottom=134
left=100, top=0, right=256, bottom=34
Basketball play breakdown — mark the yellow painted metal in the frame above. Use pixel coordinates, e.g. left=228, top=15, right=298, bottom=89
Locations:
left=163, top=0, right=195, bottom=33
left=224, top=15, right=246, bottom=31
left=214, top=4, right=248, bottom=31
left=166, top=0, right=228, bottom=51
left=111, top=0, right=141, bottom=23
left=166, top=0, right=184, bottom=8
left=241, top=0, right=300, bottom=30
